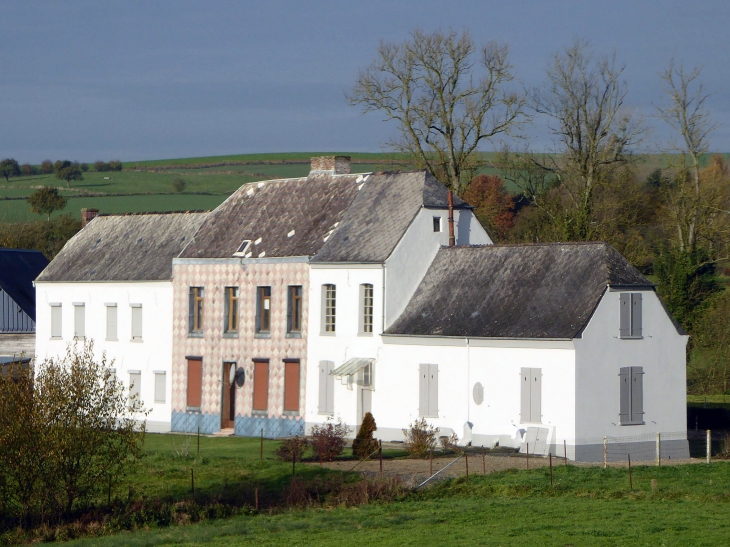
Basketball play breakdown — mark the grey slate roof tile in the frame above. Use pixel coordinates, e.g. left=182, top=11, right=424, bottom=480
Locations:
left=386, top=243, right=657, bottom=339
left=0, top=248, right=48, bottom=319
left=36, top=212, right=208, bottom=282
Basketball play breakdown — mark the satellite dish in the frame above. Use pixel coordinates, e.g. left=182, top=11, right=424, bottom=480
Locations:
left=229, top=365, right=236, bottom=384
left=235, top=367, right=245, bottom=388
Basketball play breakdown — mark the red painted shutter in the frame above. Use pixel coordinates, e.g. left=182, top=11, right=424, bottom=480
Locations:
left=187, top=358, right=202, bottom=408
left=253, top=360, right=269, bottom=411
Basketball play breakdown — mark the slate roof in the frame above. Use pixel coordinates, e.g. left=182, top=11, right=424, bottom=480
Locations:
left=312, top=170, right=470, bottom=263
left=180, top=170, right=466, bottom=261
left=179, top=174, right=362, bottom=259
left=386, top=243, right=656, bottom=339
left=0, top=248, right=48, bottom=320
left=36, top=212, right=208, bottom=282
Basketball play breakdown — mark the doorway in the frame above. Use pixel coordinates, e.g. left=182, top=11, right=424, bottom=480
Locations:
left=356, top=387, right=372, bottom=429
left=221, top=362, right=236, bottom=429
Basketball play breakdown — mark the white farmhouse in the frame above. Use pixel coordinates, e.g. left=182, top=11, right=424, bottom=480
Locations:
left=307, top=241, right=689, bottom=462
left=34, top=211, right=207, bottom=432
left=304, top=171, right=492, bottom=433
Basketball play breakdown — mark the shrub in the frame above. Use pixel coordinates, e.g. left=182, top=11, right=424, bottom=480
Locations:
left=94, top=160, right=109, bottom=172
left=108, top=160, right=122, bottom=171
left=80, top=163, right=88, bottom=172
left=404, top=418, right=438, bottom=458
left=274, top=436, right=309, bottom=464
left=21, top=163, right=37, bottom=176
left=171, top=177, right=187, bottom=193
left=439, top=432, right=459, bottom=453
left=352, top=412, right=379, bottom=458
left=310, top=419, right=349, bottom=462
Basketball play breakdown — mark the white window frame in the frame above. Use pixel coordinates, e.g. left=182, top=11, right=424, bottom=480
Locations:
left=73, top=303, right=85, bottom=339
left=154, top=371, right=166, bottom=404
left=105, top=303, right=118, bottom=341
left=131, top=303, right=143, bottom=341
left=50, top=303, right=62, bottom=339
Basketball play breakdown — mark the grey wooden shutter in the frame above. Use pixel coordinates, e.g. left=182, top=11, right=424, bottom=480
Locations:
left=154, top=372, right=166, bottom=403
left=531, top=369, right=542, bottom=423
left=429, top=364, right=439, bottom=417
left=631, top=367, right=644, bottom=423
left=106, top=305, right=117, bottom=340
left=318, top=361, right=328, bottom=413
left=520, top=368, right=530, bottom=422
left=619, top=293, right=631, bottom=338
left=129, top=372, right=141, bottom=404
left=619, top=367, right=631, bottom=424
left=74, top=305, right=85, bottom=338
left=51, top=305, right=62, bottom=338
left=419, top=364, right=429, bottom=417
left=631, top=293, right=642, bottom=337
left=326, top=361, right=334, bottom=414
left=131, top=305, right=143, bottom=339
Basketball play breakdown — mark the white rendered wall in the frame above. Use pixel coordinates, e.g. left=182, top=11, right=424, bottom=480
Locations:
left=35, top=281, right=174, bottom=432
left=573, top=290, right=688, bottom=442
left=304, top=265, right=384, bottom=431
left=384, top=209, right=491, bottom=328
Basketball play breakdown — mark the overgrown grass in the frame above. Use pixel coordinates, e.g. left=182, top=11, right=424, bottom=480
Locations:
left=58, top=461, right=730, bottom=546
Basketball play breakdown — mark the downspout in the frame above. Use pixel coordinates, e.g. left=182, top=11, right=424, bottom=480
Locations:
left=381, top=265, right=386, bottom=332
left=448, top=191, right=456, bottom=246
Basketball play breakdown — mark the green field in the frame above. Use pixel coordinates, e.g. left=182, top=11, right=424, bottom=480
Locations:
left=21, top=434, right=730, bottom=546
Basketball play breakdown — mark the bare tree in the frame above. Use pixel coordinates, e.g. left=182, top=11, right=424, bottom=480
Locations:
left=527, top=39, right=643, bottom=240
left=349, top=28, right=526, bottom=195
left=657, top=60, right=719, bottom=252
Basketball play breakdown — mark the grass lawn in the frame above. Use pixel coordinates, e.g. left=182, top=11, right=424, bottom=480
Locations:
left=60, top=455, right=730, bottom=546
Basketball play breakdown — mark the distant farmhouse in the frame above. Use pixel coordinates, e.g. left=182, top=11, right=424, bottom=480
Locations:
left=0, top=248, right=48, bottom=365
left=34, top=157, right=690, bottom=461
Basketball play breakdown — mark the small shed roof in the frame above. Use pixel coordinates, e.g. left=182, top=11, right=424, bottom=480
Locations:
left=386, top=243, right=657, bottom=339
left=0, top=248, right=48, bottom=320
left=36, top=212, right=208, bottom=282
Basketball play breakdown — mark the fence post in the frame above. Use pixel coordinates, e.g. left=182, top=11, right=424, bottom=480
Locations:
left=656, top=433, right=661, bottom=467
left=707, top=429, right=712, bottom=464
left=482, top=446, right=486, bottom=474
left=379, top=440, right=383, bottom=478
left=564, top=439, right=567, bottom=466
left=260, top=428, right=264, bottom=461
left=549, top=453, right=553, bottom=486
left=628, top=453, right=633, bottom=490
left=191, top=468, right=195, bottom=499
left=465, top=453, right=469, bottom=483
left=526, top=443, right=529, bottom=470
left=197, top=426, right=200, bottom=458
left=430, top=448, right=433, bottom=476
left=603, top=436, right=607, bottom=469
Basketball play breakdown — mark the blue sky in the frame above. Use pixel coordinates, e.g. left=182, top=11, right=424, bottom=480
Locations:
left=1, top=1, right=728, bottom=162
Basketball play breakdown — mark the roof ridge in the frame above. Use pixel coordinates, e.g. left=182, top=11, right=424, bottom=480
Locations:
left=98, top=210, right=210, bottom=217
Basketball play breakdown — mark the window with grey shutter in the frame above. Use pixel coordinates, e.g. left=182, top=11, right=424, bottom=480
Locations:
left=73, top=304, right=85, bottom=338
left=154, top=372, right=166, bottom=403
left=620, top=292, right=643, bottom=339
left=129, top=371, right=141, bottom=406
left=419, top=364, right=438, bottom=418
left=318, top=360, right=334, bottom=414
left=520, top=367, right=542, bottom=423
left=51, top=304, right=62, bottom=338
left=131, top=304, right=143, bottom=340
left=106, top=304, right=118, bottom=340
left=619, top=366, right=644, bottom=425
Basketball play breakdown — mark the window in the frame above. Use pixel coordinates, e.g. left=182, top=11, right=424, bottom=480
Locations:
left=619, top=366, right=644, bottom=425
left=233, top=240, right=251, bottom=257
left=357, top=361, right=373, bottom=387
left=419, top=364, right=439, bottom=418
left=189, top=287, right=204, bottom=334
left=154, top=371, right=166, bottom=403
left=287, top=286, right=302, bottom=333
left=129, top=371, right=141, bottom=406
left=620, top=293, right=643, bottom=339
left=520, top=368, right=542, bottom=423
left=73, top=303, right=85, bottom=338
left=252, top=359, right=269, bottom=412
left=359, top=284, right=373, bottom=334
left=318, top=360, right=335, bottom=415
left=322, top=284, right=336, bottom=333
left=51, top=303, right=62, bottom=338
left=283, top=360, right=301, bottom=413
left=186, top=358, right=202, bottom=409
left=131, top=304, right=143, bottom=341
left=224, top=287, right=238, bottom=334
left=256, top=287, right=272, bottom=333
left=433, top=216, right=442, bottom=232
left=105, top=303, right=118, bottom=340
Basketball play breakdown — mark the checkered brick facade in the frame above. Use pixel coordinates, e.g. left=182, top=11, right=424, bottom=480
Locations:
left=171, top=261, right=308, bottom=436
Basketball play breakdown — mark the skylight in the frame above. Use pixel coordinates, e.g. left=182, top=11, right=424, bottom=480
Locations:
left=233, top=240, right=251, bottom=257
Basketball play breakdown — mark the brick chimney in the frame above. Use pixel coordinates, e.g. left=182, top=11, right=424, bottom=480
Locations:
left=81, top=208, right=99, bottom=228
left=310, top=156, right=351, bottom=175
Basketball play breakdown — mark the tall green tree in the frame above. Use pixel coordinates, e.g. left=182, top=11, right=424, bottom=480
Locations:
left=0, top=158, right=20, bottom=182
left=55, top=160, right=83, bottom=188
left=349, top=28, right=526, bottom=195
left=28, top=186, right=68, bottom=221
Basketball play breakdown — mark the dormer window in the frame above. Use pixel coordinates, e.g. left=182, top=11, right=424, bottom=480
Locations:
left=233, top=240, right=251, bottom=257
left=433, top=216, right=442, bottom=232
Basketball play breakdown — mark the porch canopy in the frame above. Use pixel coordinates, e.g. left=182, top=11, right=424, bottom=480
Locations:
left=330, top=358, right=374, bottom=378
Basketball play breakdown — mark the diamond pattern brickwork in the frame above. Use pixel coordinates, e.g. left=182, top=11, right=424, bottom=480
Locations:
left=171, top=261, right=309, bottom=437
